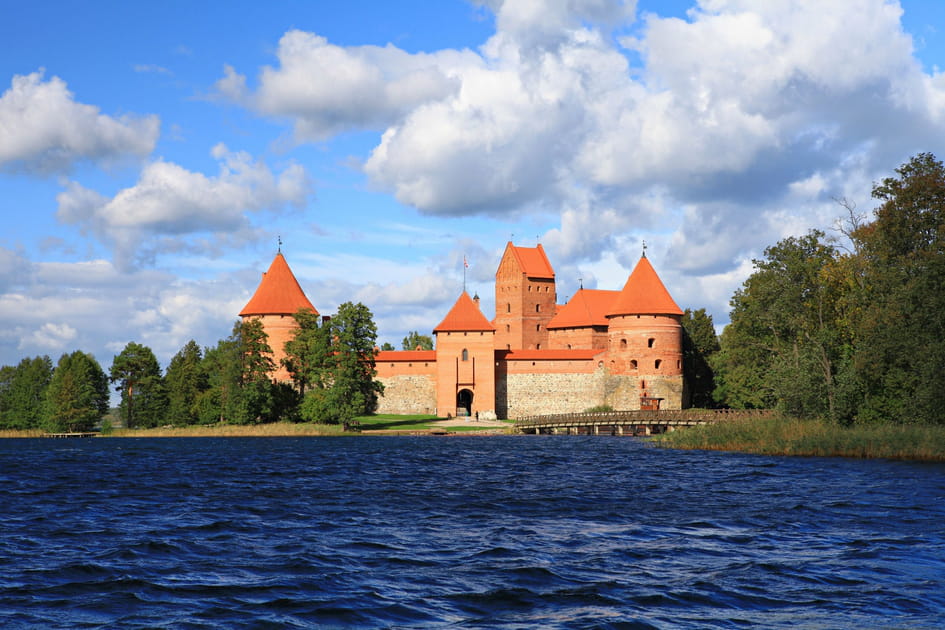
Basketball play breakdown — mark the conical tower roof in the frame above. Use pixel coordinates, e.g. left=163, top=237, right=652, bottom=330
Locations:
left=607, top=256, right=682, bottom=317
left=239, top=252, right=317, bottom=317
left=547, top=289, right=618, bottom=329
left=433, top=291, right=495, bottom=333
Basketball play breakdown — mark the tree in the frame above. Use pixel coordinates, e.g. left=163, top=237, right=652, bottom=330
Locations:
left=44, top=351, right=109, bottom=432
left=847, top=153, right=945, bottom=424
left=109, top=342, right=167, bottom=429
left=713, top=231, right=844, bottom=418
left=292, top=302, right=384, bottom=428
left=681, top=309, right=719, bottom=408
left=380, top=342, right=395, bottom=351
left=165, top=340, right=206, bottom=426
left=401, top=331, right=433, bottom=351
left=0, top=356, right=53, bottom=429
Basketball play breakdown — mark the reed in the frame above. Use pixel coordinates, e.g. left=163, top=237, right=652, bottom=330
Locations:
left=0, top=429, right=45, bottom=438
left=108, top=422, right=349, bottom=438
left=653, top=415, right=945, bottom=461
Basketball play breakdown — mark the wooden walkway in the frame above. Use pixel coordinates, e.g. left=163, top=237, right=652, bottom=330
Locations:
left=514, top=409, right=771, bottom=436
left=42, top=432, right=98, bottom=438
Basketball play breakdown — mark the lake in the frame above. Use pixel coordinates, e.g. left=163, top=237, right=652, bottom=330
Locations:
left=1, top=436, right=943, bottom=628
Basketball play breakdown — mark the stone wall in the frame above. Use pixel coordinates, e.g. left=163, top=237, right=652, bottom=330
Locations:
left=498, top=368, right=685, bottom=419
left=375, top=374, right=437, bottom=415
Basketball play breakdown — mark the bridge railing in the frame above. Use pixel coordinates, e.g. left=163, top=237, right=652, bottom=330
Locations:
left=513, top=408, right=772, bottom=428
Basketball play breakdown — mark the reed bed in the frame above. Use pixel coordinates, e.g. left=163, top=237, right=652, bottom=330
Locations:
left=108, top=422, right=349, bottom=438
left=0, top=429, right=45, bottom=439
left=653, top=415, right=945, bottom=461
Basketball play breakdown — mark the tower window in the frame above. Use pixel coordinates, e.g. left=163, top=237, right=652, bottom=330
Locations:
left=655, top=359, right=662, bottom=369
left=507, top=303, right=511, bottom=313
left=648, top=338, right=655, bottom=348
left=620, top=339, right=627, bottom=349
left=630, top=359, right=638, bottom=369
left=535, top=304, right=541, bottom=312
left=462, top=349, right=469, bottom=361
left=536, top=324, right=541, bottom=331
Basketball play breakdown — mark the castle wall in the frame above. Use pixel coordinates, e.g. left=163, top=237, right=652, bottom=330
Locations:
left=547, top=326, right=609, bottom=350
left=375, top=351, right=437, bottom=415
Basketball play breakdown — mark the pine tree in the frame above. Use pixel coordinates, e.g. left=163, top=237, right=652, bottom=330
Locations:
left=109, top=342, right=167, bottom=429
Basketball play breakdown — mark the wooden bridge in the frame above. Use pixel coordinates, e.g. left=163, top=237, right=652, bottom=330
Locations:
left=514, top=409, right=771, bottom=436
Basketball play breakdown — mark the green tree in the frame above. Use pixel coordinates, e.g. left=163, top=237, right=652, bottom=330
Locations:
left=380, top=342, right=395, bottom=351
left=109, top=342, right=167, bottom=429
left=681, top=309, right=719, bottom=408
left=44, top=351, right=109, bottom=432
left=848, top=152, right=945, bottom=424
left=165, top=340, right=206, bottom=426
left=0, top=356, right=53, bottom=429
left=401, top=330, right=434, bottom=351
left=714, top=231, right=843, bottom=418
left=293, top=302, right=383, bottom=428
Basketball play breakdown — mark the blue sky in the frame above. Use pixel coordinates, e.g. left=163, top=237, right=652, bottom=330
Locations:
left=2, top=0, right=945, bottom=373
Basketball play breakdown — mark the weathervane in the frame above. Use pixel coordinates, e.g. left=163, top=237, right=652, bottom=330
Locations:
left=642, top=239, right=647, bottom=258
left=278, top=235, right=283, bottom=254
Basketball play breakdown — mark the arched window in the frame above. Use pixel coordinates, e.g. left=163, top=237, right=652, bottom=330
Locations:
left=462, top=349, right=469, bottom=361
left=655, top=359, right=662, bottom=369
left=506, top=324, right=510, bottom=332
left=620, top=339, right=627, bottom=349
left=507, top=303, right=511, bottom=313
left=535, top=304, right=541, bottom=313
left=630, top=359, right=638, bottom=369
left=648, top=338, right=655, bottom=348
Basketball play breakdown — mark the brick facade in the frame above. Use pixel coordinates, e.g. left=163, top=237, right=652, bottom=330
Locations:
left=244, top=245, right=687, bottom=420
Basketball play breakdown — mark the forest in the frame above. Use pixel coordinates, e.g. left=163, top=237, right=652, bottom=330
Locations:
left=2, top=154, right=943, bottom=430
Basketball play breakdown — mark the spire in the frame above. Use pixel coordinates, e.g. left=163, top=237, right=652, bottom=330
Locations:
left=239, top=253, right=318, bottom=317
left=607, top=256, right=682, bottom=317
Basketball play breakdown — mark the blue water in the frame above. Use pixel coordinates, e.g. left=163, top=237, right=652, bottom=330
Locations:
left=1, top=436, right=943, bottom=629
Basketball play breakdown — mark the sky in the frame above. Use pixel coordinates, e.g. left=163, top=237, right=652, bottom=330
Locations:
left=2, top=0, right=945, bottom=375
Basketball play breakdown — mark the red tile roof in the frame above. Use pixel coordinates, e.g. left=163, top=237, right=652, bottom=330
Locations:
left=607, top=256, right=683, bottom=317
left=376, top=350, right=437, bottom=362
left=433, top=291, right=496, bottom=333
left=498, top=349, right=604, bottom=361
left=505, top=242, right=555, bottom=279
left=239, top=253, right=318, bottom=317
left=547, top=289, right=619, bottom=329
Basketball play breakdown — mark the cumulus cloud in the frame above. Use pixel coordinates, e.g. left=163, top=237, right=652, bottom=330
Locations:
left=213, top=0, right=945, bottom=325
left=56, top=145, right=312, bottom=269
left=216, top=30, right=467, bottom=140
left=0, top=71, right=159, bottom=174
left=0, top=256, right=248, bottom=376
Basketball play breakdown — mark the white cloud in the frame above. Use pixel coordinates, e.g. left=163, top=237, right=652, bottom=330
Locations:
left=0, top=71, right=158, bottom=174
left=23, top=322, right=77, bottom=351
left=218, top=30, right=467, bottom=141
left=56, top=145, right=312, bottom=269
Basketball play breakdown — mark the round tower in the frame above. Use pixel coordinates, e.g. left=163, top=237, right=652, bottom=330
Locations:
left=605, top=255, right=683, bottom=409
left=239, top=252, right=318, bottom=382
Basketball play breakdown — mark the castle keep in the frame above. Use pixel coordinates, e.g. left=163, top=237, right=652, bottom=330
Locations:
left=240, top=242, right=685, bottom=420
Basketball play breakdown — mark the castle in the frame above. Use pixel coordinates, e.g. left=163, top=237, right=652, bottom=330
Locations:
left=239, top=242, right=685, bottom=420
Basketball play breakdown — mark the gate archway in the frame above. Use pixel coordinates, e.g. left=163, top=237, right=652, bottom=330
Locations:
left=457, top=389, right=473, bottom=417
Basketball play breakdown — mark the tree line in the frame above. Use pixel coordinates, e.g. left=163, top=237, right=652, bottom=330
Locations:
left=686, top=153, right=945, bottom=425
left=0, top=301, right=383, bottom=432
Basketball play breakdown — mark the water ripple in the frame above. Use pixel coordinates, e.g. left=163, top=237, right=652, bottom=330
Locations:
left=1, top=436, right=944, bottom=628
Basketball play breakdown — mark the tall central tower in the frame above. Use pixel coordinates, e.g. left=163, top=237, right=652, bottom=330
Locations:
left=493, top=242, right=557, bottom=350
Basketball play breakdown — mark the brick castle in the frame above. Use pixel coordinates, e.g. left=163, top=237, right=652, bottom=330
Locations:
left=240, top=242, right=685, bottom=420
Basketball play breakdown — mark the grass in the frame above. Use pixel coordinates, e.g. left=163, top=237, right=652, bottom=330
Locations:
left=0, top=414, right=514, bottom=438
left=653, top=415, right=945, bottom=461
left=356, top=414, right=442, bottom=431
